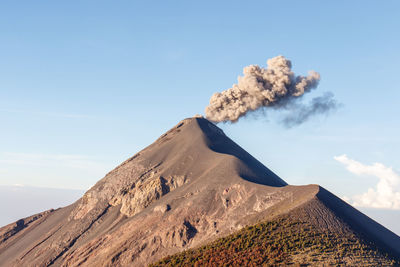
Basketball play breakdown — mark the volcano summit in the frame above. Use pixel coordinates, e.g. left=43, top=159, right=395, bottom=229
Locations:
left=1, top=117, right=399, bottom=266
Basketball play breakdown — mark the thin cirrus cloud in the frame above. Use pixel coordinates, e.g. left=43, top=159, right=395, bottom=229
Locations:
left=0, top=152, right=113, bottom=190
left=334, top=154, right=400, bottom=210
left=0, top=152, right=108, bottom=171
left=1, top=108, right=96, bottom=119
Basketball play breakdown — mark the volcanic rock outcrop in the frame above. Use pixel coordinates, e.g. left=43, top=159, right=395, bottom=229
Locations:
left=0, top=117, right=399, bottom=266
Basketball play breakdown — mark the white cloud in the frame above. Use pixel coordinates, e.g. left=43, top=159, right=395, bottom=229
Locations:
left=334, top=154, right=400, bottom=210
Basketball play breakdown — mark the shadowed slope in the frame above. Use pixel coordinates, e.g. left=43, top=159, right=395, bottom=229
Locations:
left=196, top=118, right=287, bottom=187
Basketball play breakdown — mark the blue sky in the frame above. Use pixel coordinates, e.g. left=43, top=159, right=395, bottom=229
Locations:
left=1, top=1, right=400, bottom=211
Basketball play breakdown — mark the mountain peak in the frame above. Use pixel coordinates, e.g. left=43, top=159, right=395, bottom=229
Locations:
left=70, top=116, right=287, bottom=219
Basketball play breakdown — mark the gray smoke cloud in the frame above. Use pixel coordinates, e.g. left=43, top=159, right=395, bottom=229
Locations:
left=205, top=55, right=337, bottom=125
left=281, top=92, right=338, bottom=128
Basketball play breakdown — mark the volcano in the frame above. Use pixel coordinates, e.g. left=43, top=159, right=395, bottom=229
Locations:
left=1, top=117, right=399, bottom=266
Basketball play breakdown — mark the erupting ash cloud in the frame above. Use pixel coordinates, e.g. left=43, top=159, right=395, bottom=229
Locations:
left=205, top=56, right=338, bottom=125
left=281, top=92, right=338, bottom=128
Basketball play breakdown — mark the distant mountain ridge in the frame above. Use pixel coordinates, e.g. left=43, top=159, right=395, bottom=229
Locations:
left=0, top=117, right=399, bottom=266
left=0, top=185, right=84, bottom=227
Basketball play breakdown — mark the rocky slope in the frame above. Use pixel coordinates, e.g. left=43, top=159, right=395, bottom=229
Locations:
left=152, top=193, right=400, bottom=266
left=0, top=117, right=399, bottom=266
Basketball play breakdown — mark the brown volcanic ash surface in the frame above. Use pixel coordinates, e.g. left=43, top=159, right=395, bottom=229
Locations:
left=0, top=117, right=399, bottom=266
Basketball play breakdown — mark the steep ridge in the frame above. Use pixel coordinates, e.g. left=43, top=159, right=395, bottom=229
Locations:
left=316, top=187, right=400, bottom=258
left=0, top=117, right=399, bottom=266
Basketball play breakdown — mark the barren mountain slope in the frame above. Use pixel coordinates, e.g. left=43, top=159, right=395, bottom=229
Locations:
left=152, top=193, right=400, bottom=266
left=0, top=117, right=399, bottom=266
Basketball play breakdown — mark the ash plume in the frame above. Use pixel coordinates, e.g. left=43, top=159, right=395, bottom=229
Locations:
left=281, top=92, right=339, bottom=128
left=205, top=55, right=337, bottom=124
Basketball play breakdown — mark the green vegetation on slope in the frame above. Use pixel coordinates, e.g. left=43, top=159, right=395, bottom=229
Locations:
left=150, top=216, right=399, bottom=266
